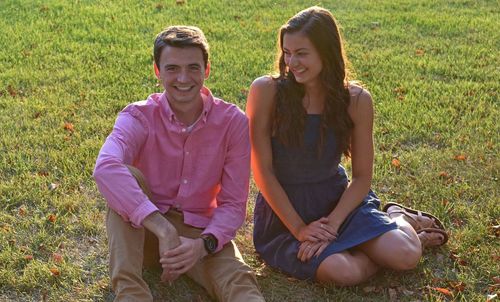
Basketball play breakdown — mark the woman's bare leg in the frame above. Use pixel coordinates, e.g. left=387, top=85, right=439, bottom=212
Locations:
left=357, top=213, right=444, bottom=270
left=316, top=250, right=380, bottom=286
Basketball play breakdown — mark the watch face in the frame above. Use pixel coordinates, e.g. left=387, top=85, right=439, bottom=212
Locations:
left=203, top=235, right=217, bottom=253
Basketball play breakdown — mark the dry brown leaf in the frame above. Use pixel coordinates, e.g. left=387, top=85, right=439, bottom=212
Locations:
left=52, top=253, right=63, bottom=263
left=18, top=206, right=26, bottom=216
left=493, top=276, right=500, bottom=285
left=49, top=267, right=60, bottom=276
left=64, top=122, right=74, bottom=132
left=416, top=49, right=425, bottom=56
left=391, top=158, right=401, bottom=168
left=38, top=170, right=49, bottom=176
left=47, top=214, right=57, bottom=223
left=431, top=287, right=453, bottom=297
left=449, top=281, right=466, bottom=292
left=176, top=0, right=186, bottom=4
left=7, top=85, right=17, bottom=97
left=24, top=255, right=34, bottom=261
left=454, top=154, right=467, bottom=161
left=438, top=171, right=449, bottom=178
left=449, top=251, right=469, bottom=265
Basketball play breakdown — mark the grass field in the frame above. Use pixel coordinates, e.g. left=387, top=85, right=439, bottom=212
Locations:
left=0, top=0, right=498, bottom=301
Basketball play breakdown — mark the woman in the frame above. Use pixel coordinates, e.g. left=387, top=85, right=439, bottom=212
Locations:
left=246, top=6, right=448, bottom=285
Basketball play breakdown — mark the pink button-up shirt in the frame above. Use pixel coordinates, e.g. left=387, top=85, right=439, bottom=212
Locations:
left=93, top=87, right=250, bottom=251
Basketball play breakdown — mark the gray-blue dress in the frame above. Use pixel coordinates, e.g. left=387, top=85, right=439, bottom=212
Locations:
left=253, top=114, right=398, bottom=280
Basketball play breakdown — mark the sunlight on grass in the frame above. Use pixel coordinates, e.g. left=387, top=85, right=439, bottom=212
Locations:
left=0, top=0, right=498, bottom=301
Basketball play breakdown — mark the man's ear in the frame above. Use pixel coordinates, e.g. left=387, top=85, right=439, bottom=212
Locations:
left=204, top=61, right=211, bottom=79
left=154, top=62, right=160, bottom=79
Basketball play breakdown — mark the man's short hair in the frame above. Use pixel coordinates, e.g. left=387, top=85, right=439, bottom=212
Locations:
left=154, top=26, right=210, bottom=69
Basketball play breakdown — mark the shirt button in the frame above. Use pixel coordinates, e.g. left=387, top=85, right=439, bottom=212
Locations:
left=182, top=179, right=188, bottom=184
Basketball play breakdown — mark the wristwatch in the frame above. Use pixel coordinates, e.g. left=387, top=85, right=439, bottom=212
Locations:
left=201, top=234, right=218, bottom=254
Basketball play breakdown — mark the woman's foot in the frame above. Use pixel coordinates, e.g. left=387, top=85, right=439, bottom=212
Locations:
left=383, top=203, right=449, bottom=248
left=385, top=204, right=437, bottom=231
left=417, top=228, right=448, bottom=248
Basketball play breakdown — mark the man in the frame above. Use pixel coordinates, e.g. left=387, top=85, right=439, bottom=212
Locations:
left=94, top=26, right=264, bottom=302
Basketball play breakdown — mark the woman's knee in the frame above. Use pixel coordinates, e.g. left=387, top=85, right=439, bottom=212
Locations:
left=388, top=240, right=422, bottom=271
left=316, top=254, right=365, bottom=287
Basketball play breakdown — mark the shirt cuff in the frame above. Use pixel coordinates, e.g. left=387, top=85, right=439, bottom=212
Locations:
left=129, top=200, right=159, bottom=228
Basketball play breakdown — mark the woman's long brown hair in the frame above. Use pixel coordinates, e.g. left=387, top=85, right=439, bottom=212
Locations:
left=273, top=6, right=354, bottom=157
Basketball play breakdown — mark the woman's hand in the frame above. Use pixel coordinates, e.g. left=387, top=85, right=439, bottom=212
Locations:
left=296, top=217, right=337, bottom=242
left=297, top=240, right=330, bottom=262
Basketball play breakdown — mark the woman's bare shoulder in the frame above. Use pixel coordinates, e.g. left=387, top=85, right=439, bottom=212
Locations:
left=248, top=75, right=278, bottom=109
left=251, top=75, right=276, bottom=91
left=347, top=84, right=373, bottom=120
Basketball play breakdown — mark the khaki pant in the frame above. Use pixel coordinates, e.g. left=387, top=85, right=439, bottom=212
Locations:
left=106, top=166, right=264, bottom=302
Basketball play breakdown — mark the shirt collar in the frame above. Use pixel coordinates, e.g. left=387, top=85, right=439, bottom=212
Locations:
left=161, top=86, right=214, bottom=124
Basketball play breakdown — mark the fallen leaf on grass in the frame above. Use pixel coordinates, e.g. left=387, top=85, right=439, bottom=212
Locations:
left=449, top=251, right=468, bottom=266
left=52, top=253, right=63, bottom=263
left=49, top=267, right=60, bottom=276
left=454, top=154, right=467, bottom=161
left=438, top=171, right=449, bottom=178
left=449, top=281, right=466, bottom=292
left=38, top=170, right=49, bottom=177
left=391, top=158, right=401, bottom=168
left=493, top=276, right=500, bottom=285
left=7, top=85, right=17, bottom=97
left=63, top=122, right=74, bottom=132
left=176, top=0, right=186, bottom=4
left=452, top=218, right=465, bottom=227
left=47, top=214, right=57, bottom=223
left=416, top=49, right=425, bottom=56
left=431, top=287, right=453, bottom=297
left=24, top=255, right=34, bottom=261
left=18, top=206, right=26, bottom=216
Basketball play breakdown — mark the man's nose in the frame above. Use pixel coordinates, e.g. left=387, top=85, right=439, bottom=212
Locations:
left=177, top=70, right=189, bottom=82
